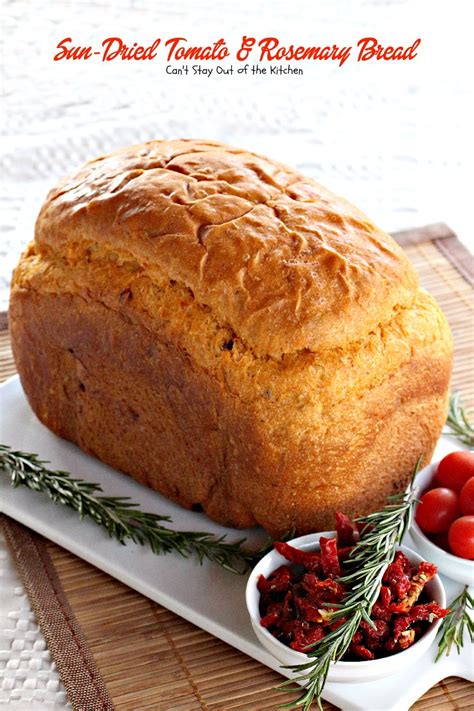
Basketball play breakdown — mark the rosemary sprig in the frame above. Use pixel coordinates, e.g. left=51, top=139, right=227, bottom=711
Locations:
left=436, top=586, right=474, bottom=661
left=279, top=460, right=422, bottom=711
left=444, top=393, right=474, bottom=448
left=0, top=444, right=269, bottom=574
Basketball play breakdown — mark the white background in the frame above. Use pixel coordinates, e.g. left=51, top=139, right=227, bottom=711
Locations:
left=0, top=1, right=472, bottom=707
left=1, top=0, right=473, bottom=310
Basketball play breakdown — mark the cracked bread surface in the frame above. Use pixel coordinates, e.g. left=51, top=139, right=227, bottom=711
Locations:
left=9, top=139, right=452, bottom=535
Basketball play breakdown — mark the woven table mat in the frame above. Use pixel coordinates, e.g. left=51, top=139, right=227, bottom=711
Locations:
left=0, top=223, right=473, bottom=710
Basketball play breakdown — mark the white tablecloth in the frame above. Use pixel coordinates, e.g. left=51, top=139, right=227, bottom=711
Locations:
left=0, top=0, right=472, bottom=706
left=0, top=531, right=70, bottom=709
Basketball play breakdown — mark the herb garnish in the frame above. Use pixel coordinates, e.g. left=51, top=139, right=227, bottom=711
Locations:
left=0, top=444, right=269, bottom=574
left=444, top=393, right=474, bottom=448
left=436, top=585, right=473, bottom=662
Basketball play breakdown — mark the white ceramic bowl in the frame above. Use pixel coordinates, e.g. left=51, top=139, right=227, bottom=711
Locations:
left=246, top=532, right=446, bottom=683
left=410, top=462, right=474, bottom=586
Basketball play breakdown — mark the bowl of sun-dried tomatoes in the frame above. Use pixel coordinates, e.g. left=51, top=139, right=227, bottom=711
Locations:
left=246, top=514, right=447, bottom=683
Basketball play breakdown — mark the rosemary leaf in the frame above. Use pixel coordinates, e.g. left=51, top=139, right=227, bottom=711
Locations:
left=0, top=444, right=265, bottom=574
left=435, top=586, right=474, bottom=661
left=444, top=393, right=474, bottom=448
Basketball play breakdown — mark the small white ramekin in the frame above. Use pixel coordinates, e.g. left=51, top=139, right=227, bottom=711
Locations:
left=245, top=532, right=446, bottom=683
left=410, top=462, right=474, bottom=586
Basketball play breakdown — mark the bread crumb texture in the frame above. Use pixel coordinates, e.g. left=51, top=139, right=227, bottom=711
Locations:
left=10, top=139, right=453, bottom=535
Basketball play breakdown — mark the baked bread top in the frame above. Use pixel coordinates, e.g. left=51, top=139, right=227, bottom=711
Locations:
left=34, top=139, right=418, bottom=358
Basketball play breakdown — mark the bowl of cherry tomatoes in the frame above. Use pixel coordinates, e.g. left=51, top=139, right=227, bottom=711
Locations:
left=411, top=451, right=474, bottom=585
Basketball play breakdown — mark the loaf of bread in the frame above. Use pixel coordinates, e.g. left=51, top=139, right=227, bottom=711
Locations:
left=9, top=139, right=452, bottom=536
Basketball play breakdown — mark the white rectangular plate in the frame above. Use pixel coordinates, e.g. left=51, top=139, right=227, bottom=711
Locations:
left=0, top=376, right=472, bottom=711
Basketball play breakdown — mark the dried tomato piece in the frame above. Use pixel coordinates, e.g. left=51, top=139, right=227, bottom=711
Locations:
left=417, top=561, right=437, bottom=580
left=392, top=614, right=410, bottom=642
left=335, top=511, right=355, bottom=546
left=295, top=596, right=327, bottom=623
left=301, top=574, right=345, bottom=603
left=260, top=610, right=280, bottom=628
left=393, top=550, right=412, bottom=575
left=387, top=625, right=416, bottom=651
left=383, top=560, right=411, bottom=599
left=290, top=622, right=325, bottom=652
left=361, top=619, right=390, bottom=650
left=274, top=542, right=321, bottom=571
left=265, top=600, right=283, bottom=616
left=371, top=585, right=393, bottom=620
left=301, top=624, right=326, bottom=648
left=351, top=644, right=375, bottom=660
left=320, top=536, right=341, bottom=578
left=281, top=590, right=293, bottom=617
left=361, top=619, right=389, bottom=639
left=398, top=629, right=416, bottom=650
left=279, top=617, right=298, bottom=640
left=267, top=564, right=293, bottom=592
left=408, top=602, right=449, bottom=623
left=379, top=586, right=392, bottom=607
left=300, top=572, right=322, bottom=596
left=391, top=561, right=439, bottom=612
left=257, top=574, right=271, bottom=595
left=371, top=602, right=392, bottom=621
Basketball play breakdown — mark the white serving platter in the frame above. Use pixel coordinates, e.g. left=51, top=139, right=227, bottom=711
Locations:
left=0, top=375, right=472, bottom=711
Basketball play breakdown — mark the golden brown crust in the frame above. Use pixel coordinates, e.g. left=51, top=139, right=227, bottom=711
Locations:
left=33, top=138, right=418, bottom=358
left=9, top=139, right=453, bottom=535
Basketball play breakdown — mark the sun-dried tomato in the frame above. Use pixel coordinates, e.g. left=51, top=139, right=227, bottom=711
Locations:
left=351, top=644, right=375, bottom=660
left=392, top=615, right=410, bottom=641
left=259, top=512, right=448, bottom=662
left=390, top=561, right=440, bottom=612
left=361, top=619, right=390, bottom=649
left=266, top=564, right=293, bottom=593
left=260, top=610, right=280, bottom=628
left=407, top=602, right=449, bottom=623
left=370, top=585, right=393, bottom=621
left=393, top=550, right=412, bottom=574
left=257, top=574, right=271, bottom=595
left=290, top=622, right=325, bottom=652
left=296, top=596, right=326, bottom=623
left=300, top=571, right=322, bottom=596
left=398, top=629, right=416, bottom=650
left=417, top=561, right=437, bottom=580
left=379, top=586, right=392, bottom=607
left=274, top=542, right=321, bottom=572
left=301, top=574, right=344, bottom=603
left=383, top=560, right=411, bottom=599
left=371, top=602, right=392, bottom=622
left=320, top=536, right=341, bottom=578
left=265, top=600, right=283, bottom=616
left=335, top=511, right=355, bottom=546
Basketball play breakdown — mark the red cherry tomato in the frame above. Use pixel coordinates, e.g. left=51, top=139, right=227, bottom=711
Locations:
left=460, top=477, right=474, bottom=515
left=437, top=451, right=474, bottom=492
left=448, top=516, right=474, bottom=559
left=415, top=487, right=460, bottom=534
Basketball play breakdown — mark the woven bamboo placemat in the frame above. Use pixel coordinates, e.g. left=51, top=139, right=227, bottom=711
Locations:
left=0, top=223, right=473, bottom=710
